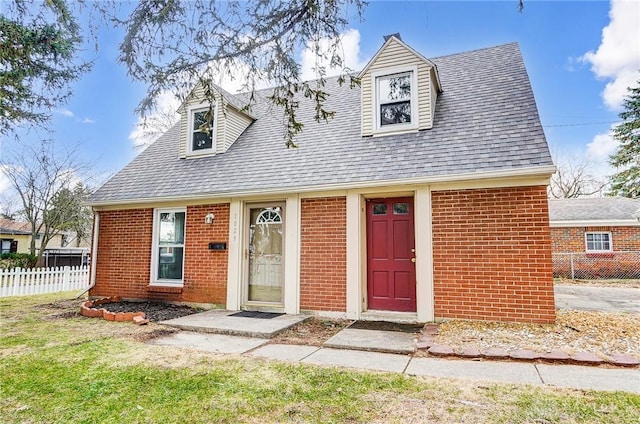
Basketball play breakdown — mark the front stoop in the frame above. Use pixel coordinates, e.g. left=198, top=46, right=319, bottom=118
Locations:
left=159, top=310, right=309, bottom=338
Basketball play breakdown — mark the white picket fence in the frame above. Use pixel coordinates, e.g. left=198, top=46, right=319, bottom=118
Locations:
left=0, top=266, right=90, bottom=297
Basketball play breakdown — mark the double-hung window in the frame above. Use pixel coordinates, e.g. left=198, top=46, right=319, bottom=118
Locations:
left=373, top=66, right=418, bottom=133
left=585, top=232, right=612, bottom=253
left=1, top=239, right=13, bottom=254
left=152, top=208, right=186, bottom=285
left=188, top=105, right=215, bottom=155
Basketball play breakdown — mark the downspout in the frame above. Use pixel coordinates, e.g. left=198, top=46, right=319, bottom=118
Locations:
left=76, top=210, right=99, bottom=299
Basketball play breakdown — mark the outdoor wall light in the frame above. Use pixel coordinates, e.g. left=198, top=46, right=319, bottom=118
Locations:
left=204, top=213, right=215, bottom=224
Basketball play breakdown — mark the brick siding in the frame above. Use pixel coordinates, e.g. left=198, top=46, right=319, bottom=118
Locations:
left=300, top=197, right=347, bottom=312
left=551, top=226, right=640, bottom=253
left=91, top=204, right=230, bottom=305
left=92, top=208, right=154, bottom=299
left=431, top=186, right=555, bottom=324
left=182, top=204, right=229, bottom=304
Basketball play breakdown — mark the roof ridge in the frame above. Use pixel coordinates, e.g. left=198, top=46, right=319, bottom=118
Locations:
left=226, top=42, right=520, bottom=100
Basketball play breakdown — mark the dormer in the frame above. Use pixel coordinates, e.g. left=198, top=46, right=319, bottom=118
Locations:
left=359, top=34, right=442, bottom=137
left=177, top=83, right=254, bottom=158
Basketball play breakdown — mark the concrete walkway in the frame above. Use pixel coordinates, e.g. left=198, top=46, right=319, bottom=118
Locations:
left=149, top=331, right=640, bottom=394
left=555, top=285, right=640, bottom=313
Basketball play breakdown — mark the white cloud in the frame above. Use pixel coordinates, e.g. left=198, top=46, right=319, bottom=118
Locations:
left=586, top=130, right=619, bottom=161
left=81, top=118, right=95, bottom=124
left=214, top=61, right=272, bottom=94
left=129, top=90, right=181, bottom=150
left=300, top=29, right=368, bottom=81
left=57, top=108, right=74, bottom=118
left=581, top=0, right=640, bottom=110
left=585, top=130, right=618, bottom=183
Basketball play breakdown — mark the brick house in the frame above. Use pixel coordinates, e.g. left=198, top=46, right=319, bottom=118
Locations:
left=88, top=35, right=557, bottom=324
left=549, top=197, right=640, bottom=279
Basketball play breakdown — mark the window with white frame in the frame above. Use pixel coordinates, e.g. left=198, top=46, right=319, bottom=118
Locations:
left=152, top=209, right=186, bottom=284
left=373, top=66, right=418, bottom=132
left=585, top=232, right=612, bottom=253
left=188, top=105, right=214, bottom=154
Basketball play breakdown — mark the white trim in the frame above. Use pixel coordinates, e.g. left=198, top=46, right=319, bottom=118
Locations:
left=89, top=166, right=557, bottom=207
left=150, top=207, right=186, bottom=286
left=242, top=202, right=286, bottom=308
left=550, top=220, right=640, bottom=228
left=584, top=231, right=613, bottom=253
left=283, top=195, right=300, bottom=314
left=349, top=191, right=431, bottom=320
left=186, top=104, right=218, bottom=157
left=357, top=35, right=442, bottom=91
left=89, top=211, right=100, bottom=289
left=226, top=200, right=243, bottom=310
left=414, top=187, right=434, bottom=322
left=346, top=191, right=362, bottom=320
left=372, top=65, right=419, bottom=134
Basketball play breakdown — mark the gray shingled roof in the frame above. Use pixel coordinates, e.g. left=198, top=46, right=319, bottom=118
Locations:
left=90, top=42, right=553, bottom=204
left=549, top=198, right=640, bottom=222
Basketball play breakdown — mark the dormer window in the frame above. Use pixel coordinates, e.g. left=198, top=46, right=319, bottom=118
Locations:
left=188, top=105, right=215, bottom=155
left=372, top=65, right=419, bottom=133
left=379, top=73, right=411, bottom=125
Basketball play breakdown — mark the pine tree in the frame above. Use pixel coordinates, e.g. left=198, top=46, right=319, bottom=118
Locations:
left=0, top=1, right=91, bottom=135
left=609, top=80, right=640, bottom=198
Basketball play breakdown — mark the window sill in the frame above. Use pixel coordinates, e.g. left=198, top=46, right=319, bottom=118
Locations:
left=585, top=252, right=615, bottom=258
left=371, top=126, right=419, bottom=137
left=147, top=285, right=183, bottom=294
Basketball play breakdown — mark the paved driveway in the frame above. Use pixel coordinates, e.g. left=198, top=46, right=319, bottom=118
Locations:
left=554, top=285, right=640, bottom=313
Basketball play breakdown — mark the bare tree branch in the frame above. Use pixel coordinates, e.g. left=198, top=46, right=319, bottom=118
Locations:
left=113, top=0, right=366, bottom=147
left=549, top=152, right=608, bottom=199
left=0, top=140, right=93, bottom=264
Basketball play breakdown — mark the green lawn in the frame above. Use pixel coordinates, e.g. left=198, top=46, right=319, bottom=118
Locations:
left=1, top=293, right=639, bottom=423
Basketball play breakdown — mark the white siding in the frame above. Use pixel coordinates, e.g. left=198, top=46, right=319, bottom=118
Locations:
left=361, top=38, right=436, bottom=136
left=221, top=108, right=253, bottom=152
left=178, top=83, right=253, bottom=158
left=215, top=102, right=226, bottom=154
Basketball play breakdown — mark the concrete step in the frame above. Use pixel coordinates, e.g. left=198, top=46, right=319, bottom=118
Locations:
left=159, top=309, right=309, bottom=338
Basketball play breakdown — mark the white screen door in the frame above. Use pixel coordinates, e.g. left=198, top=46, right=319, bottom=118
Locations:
left=247, top=205, right=284, bottom=303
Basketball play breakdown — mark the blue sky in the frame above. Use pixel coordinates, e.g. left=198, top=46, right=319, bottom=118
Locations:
left=1, top=0, right=639, bottom=197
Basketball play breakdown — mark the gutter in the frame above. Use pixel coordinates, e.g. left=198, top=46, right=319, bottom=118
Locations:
left=76, top=211, right=99, bottom=299
left=550, top=219, right=640, bottom=228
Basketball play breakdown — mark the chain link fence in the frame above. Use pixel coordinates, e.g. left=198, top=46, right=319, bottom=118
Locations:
left=553, top=251, right=640, bottom=280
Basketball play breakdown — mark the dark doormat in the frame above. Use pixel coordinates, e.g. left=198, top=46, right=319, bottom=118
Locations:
left=229, top=311, right=284, bottom=319
left=348, top=320, right=424, bottom=333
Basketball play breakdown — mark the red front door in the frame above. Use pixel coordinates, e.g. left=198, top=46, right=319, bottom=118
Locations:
left=366, top=197, right=416, bottom=312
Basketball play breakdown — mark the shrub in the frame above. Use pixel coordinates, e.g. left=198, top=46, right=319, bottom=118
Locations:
left=0, top=253, right=38, bottom=269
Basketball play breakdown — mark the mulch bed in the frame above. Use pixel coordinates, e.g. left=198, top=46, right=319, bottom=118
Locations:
left=271, top=317, right=351, bottom=346
left=97, top=301, right=199, bottom=322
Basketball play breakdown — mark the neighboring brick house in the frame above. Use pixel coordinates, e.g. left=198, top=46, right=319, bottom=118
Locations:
left=549, top=198, right=640, bottom=279
left=88, top=35, right=557, bottom=324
